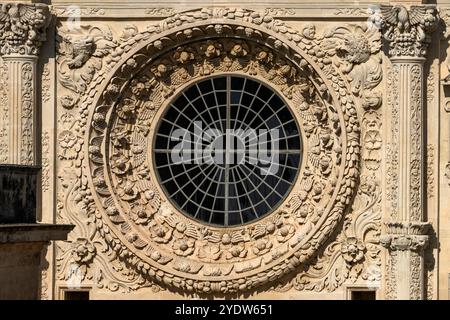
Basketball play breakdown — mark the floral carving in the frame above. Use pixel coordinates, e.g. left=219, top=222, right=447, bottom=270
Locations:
left=72, top=238, right=96, bottom=265
left=57, top=25, right=118, bottom=94
left=276, top=174, right=382, bottom=292
left=41, top=131, right=50, bottom=192
left=173, top=239, right=195, bottom=257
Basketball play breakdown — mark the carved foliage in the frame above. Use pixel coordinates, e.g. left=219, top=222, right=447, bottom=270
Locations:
left=0, top=60, right=8, bottom=162
left=20, top=62, right=34, bottom=164
left=85, top=28, right=358, bottom=294
left=0, top=3, right=51, bottom=56
left=381, top=5, right=438, bottom=58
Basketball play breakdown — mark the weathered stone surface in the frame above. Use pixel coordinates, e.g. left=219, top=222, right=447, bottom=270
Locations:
left=2, top=0, right=450, bottom=300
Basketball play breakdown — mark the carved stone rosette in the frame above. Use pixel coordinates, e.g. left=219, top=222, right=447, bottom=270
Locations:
left=0, top=3, right=50, bottom=165
left=381, top=5, right=438, bottom=300
left=52, top=8, right=390, bottom=295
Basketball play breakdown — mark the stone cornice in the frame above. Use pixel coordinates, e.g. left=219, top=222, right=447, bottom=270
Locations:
left=381, top=5, right=438, bottom=58
left=0, top=3, right=51, bottom=56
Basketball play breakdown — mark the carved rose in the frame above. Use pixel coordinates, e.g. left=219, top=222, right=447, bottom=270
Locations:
left=151, top=224, right=173, bottom=244
left=341, top=237, right=366, bottom=264
left=72, top=238, right=96, bottom=265
left=173, top=238, right=195, bottom=257
left=198, top=244, right=222, bottom=260
left=60, top=95, right=76, bottom=109
left=130, top=205, right=153, bottom=225
left=252, top=238, right=273, bottom=255
left=116, top=98, right=136, bottom=120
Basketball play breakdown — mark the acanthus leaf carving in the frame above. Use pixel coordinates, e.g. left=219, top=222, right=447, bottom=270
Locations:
left=54, top=8, right=386, bottom=295
left=381, top=5, right=438, bottom=58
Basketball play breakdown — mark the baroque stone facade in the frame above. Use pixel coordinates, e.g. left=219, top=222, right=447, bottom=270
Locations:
left=1, top=0, right=450, bottom=300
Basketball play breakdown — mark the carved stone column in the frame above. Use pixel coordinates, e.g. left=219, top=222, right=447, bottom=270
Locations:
left=380, top=5, right=438, bottom=300
left=0, top=3, right=50, bottom=165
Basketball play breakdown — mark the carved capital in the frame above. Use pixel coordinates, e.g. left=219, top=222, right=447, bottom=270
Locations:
left=0, top=3, right=51, bottom=56
left=381, top=5, right=438, bottom=58
left=380, top=222, right=430, bottom=251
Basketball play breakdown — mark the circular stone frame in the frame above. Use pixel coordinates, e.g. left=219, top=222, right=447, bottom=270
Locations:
left=82, top=9, right=361, bottom=294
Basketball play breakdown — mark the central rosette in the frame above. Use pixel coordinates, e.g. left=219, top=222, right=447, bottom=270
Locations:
left=154, top=76, right=301, bottom=226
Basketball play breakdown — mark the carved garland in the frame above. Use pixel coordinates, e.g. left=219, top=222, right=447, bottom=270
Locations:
left=58, top=9, right=367, bottom=293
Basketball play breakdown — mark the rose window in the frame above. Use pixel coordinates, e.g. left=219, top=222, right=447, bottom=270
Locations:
left=154, top=76, right=302, bottom=226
